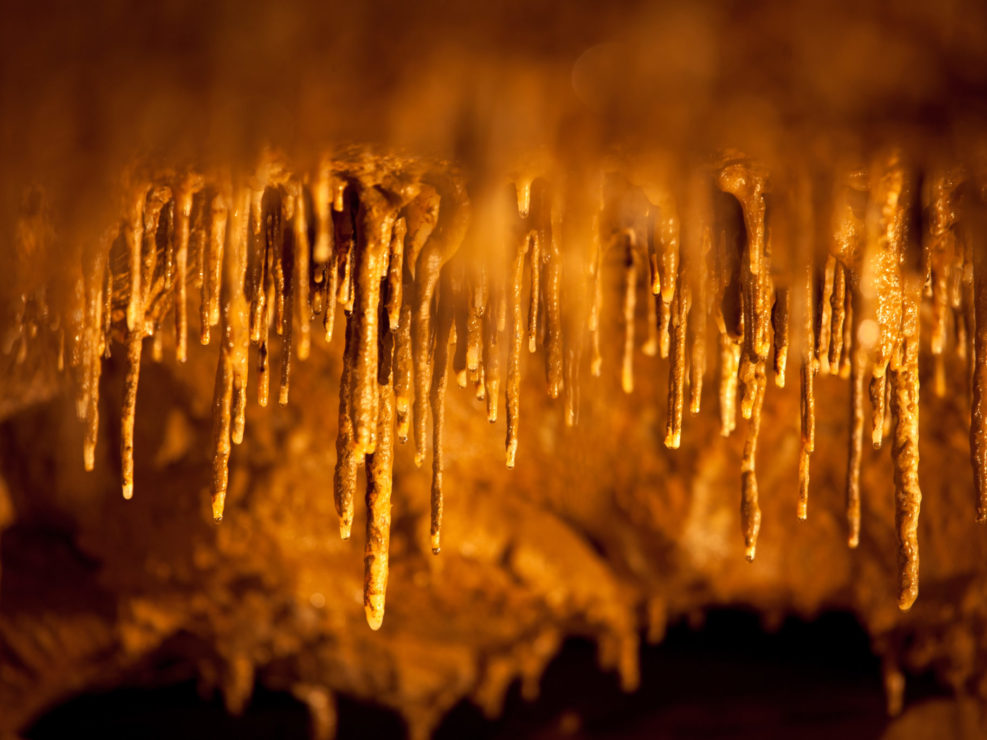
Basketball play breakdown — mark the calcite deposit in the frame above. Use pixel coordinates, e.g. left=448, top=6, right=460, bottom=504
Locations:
left=3, top=0, right=987, bottom=737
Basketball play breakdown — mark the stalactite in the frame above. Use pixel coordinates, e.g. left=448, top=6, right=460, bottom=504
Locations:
left=840, top=293, right=853, bottom=378
left=528, top=229, right=542, bottom=355
left=688, top=214, right=710, bottom=414
left=654, top=193, right=679, bottom=306
left=120, top=187, right=149, bottom=501
left=394, top=292, right=414, bottom=444
left=322, top=236, right=340, bottom=345
left=473, top=363, right=486, bottom=401
left=56, top=326, right=65, bottom=372
left=719, top=333, right=741, bottom=437
left=665, top=272, right=689, bottom=449
left=453, top=276, right=469, bottom=388
left=101, top=250, right=113, bottom=358
left=313, top=161, right=334, bottom=269
left=407, top=187, right=444, bottom=465
left=257, top=204, right=275, bottom=409
left=364, top=376, right=394, bottom=630
left=620, top=231, right=637, bottom=394
left=125, top=186, right=147, bottom=334
left=174, top=175, right=202, bottom=363
left=588, top=222, right=604, bottom=377
left=506, top=230, right=529, bottom=468
left=482, top=278, right=503, bottom=423
left=870, top=373, right=887, bottom=449
left=643, top=291, right=658, bottom=357
left=890, top=277, right=922, bottom=610
left=829, top=262, right=846, bottom=372
left=925, top=170, right=961, bottom=371
left=847, top=292, right=864, bottom=548
left=817, top=255, right=836, bottom=373
left=658, top=297, right=672, bottom=359
left=740, top=366, right=766, bottom=561
left=229, top=190, right=252, bottom=448
left=560, top=177, right=597, bottom=429
left=336, top=188, right=356, bottom=314
left=718, top=161, right=771, bottom=552
left=387, top=218, right=407, bottom=333
left=971, top=195, right=987, bottom=520
left=771, top=286, right=790, bottom=387
left=292, top=182, right=312, bottom=363
left=718, top=162, right=770, bottom=421
left=82, top=234, right=110, bottom=472
left=208, top=187, right=249, bottom=521
left=798, top=262, right=816, bottom=520
left=350, top=185, right=398, bottom=454
left=334, top=312, right=359, bottom=540
left=466, top=266, right=487, bottom=377
left=248, top=187, right=267, bottom=344
left=430, top=269, right=455, bottom=554
left=544, top=194, right=564, bottom=399
left=141, top=185, right=170, bottom=334
left=270, top=187, right=289, bottom=338
left=563, top=335, right=583, bottom=428
left=202, top=192, right=228, bottom=345
left=279, top=189, right=296, bottom=407
left=867, top=164, right=906, bottom=371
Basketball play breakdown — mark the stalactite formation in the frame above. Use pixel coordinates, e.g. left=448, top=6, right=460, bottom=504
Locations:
left=9, top=145, right=987, bottom=629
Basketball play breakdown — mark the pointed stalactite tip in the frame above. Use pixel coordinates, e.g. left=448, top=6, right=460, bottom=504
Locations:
left=212, top=495, right=225, bottom=522
left=365, top=600, right=385, bottom=631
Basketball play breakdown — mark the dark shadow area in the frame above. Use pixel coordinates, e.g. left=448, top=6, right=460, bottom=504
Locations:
left=24, top=608, right=948, bottom=739
left=25, top=680, right=311, bottom=740
left=435, top=609, right=915, bottom=740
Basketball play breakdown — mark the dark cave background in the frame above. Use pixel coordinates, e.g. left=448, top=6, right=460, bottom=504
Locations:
left=26, top=608, right=946, bottom=740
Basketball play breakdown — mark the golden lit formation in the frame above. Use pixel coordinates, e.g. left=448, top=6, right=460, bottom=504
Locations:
left=6, top=145, right=986, bottom=628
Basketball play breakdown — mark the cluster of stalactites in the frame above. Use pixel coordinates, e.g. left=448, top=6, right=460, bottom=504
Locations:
left=9, top=147, right=987, bottom=627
